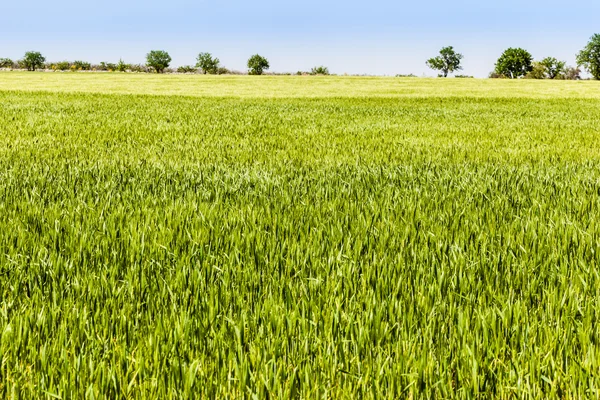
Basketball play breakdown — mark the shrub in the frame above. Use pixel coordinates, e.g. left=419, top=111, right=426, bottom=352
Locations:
left=454, top=75, right=474, bottom=78
left=559, top=66, right=582, bottom=80
left=247, top=54, right=269, bottom=75
left=395, top=73, right=417, bottom=77
left=177, top=65, right=197, bottom=73
left=216, top=67, right=230, bottom=75
left=116, top=59, right=129, bottom=72
left=146, top=50, right=171, bottom=74
left=21, top=51, right=46, bottom=71
left=98, top=62, right=118, bottom=72
left=310, top=66, right=330, bottom=75
left=54, top=61, right=70, bottom=71
left=489, top=72, right=507, bottom=79
left=495, top=48, right=533, bottom=79
left=73, top=60, right=91, bottom=71
left=129, top=64, right=149, bottom=73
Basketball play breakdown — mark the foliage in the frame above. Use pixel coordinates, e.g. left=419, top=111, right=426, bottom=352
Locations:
left=21, top=51, right=46, bottom=71
left=98, top=62, right=118, bottom=72
left=426, top=46, right=463, bottom=77
left=488, top=72, right=507, bottom=79
left=395, top=73, right=417, bottom=77
left=177, top=65, right=197, bottom=73
left=310, top=66, right=330, bottom=75
left=146, top=50, right=172, bottom=73
left=73, top=60, right=91, bottom=71
left=0, top=58, right=13, bottom=68
left=115, top=59, right=129, bottom=72
left=524, top=62, right=548, bottom=79
left=560, top=66, right=581, bottom=80
left=196, top=52, right=220, bottom=74
left=216, top=67, right=230, bottom=75
left=1, top=75, right=600, bottom=397
left=576, top=34, right=600, bottom=80
left=454, top=75, right=474, bottom=78
left=537, top=57, right=566, bottom=79
left=495, top=48, right=533, bottom=79
left=247, top=54, right=270, bottom=75
left=53, top=61, right=70, bottom=71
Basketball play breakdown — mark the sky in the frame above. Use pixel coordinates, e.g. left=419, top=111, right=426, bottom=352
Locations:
left=1, top=0, right=599, bottom=77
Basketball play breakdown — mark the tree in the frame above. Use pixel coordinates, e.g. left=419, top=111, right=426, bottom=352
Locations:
left=577, top=34, right=600, bottom=80
left=525, top=62, right=547, bottom=79
left=0, top=58, right=13, bottom=68
left=495, top=48, right=533, bottom=79
left=21, top=51, right=46, bottom=71
left=310, top=66, right=330, bottom=75
left=146, top=50, right=171, bottom=73
left=247, top=54, right=269, bottom=75
left=539, top=57, right=566, bottom=79
left=196, top=52, right=220, bottom=74
left=426, top=46, right=463, bottom=77
left=562, top=66, right=581, bottom=80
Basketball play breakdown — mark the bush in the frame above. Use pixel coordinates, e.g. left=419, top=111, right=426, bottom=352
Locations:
left=54, top=61, right=70, bottom=71
left=115, top=59, right=129, bottom=72
left=395, top=74, right=417, bottom=77
left=454, top=75, right=474, bottom=78
left=146, top=50, right=171, bottom=74
left=73, top=60, right=91, bottom=71
left=216, top=67, right=230, bottom=75
left=310, top=66, right=330, bottom=75
left=488, top=72, right=507, bottom=79
left=129, top=64, right=149, bottom=73
left=177, top=65, right=197, bottom=73
left=559, top=66, right=581, bottom=80
left=98, top=62, right=118, bottom=72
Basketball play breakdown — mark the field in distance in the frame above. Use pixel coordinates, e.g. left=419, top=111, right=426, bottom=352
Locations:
left=1, top=72, right=600, bottom=398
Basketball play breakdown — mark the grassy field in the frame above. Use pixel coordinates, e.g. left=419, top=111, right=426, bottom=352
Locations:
left=1, top=72, right=600, bottom=398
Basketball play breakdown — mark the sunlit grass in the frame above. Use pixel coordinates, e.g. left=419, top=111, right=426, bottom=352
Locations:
left=0, top=74, right=600, bottom=398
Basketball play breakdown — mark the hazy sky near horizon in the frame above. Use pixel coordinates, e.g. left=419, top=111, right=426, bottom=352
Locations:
left=2, top=0, right=599, bottom=77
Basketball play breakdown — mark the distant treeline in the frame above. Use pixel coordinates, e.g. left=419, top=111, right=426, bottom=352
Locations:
left=1, top=34, right=599, bottom=79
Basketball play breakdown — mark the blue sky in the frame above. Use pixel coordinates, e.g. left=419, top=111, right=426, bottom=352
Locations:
left=2, top=0, right=599, bottom=77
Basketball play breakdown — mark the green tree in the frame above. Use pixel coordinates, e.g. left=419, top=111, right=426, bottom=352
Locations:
left=426, top=46, right=463, bottom=77
left=576, top=34, right=600, bottom=80
left=21, top=51, right=46, bottom=71
left=146, top=50, right=171, bottom=73
left=495, top=48, right=533, bottom=79
left=525, top=62, right=548, bottom=79
left=247, top=54, right=270, bottom=75
left=539, top=57, right=566, bottom=79
left=196, top=52, right=220, bottom=74
left=310, top=66, right=330, bottom=75
left=0, top=58, right=13, bottom=68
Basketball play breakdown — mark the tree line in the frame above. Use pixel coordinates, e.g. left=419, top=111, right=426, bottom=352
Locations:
left=1, top=34, right=599, bottom=79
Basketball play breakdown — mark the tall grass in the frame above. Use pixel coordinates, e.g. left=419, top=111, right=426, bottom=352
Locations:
left=1, top=77, right=600, bottom=398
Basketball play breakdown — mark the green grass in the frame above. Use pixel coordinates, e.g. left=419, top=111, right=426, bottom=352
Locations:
left=1, top=72, right=600, bottom=398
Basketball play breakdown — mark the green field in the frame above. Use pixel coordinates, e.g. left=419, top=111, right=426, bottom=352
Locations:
left=1, top=72, right=600, bottom=398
